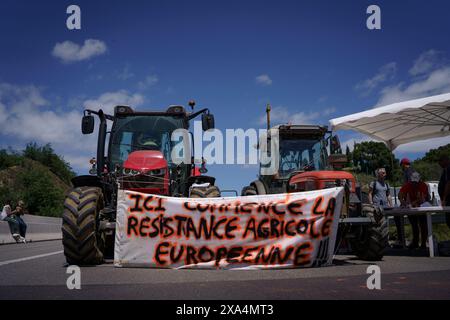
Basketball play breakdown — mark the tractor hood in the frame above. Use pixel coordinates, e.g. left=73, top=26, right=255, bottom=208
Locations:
left=123, top=150, right=167, bottom=171
left=289, top=170, right=356, bottom=192
left=290, top=170, right=355, bottom=182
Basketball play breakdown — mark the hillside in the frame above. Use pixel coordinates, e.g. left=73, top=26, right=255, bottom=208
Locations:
left=0, top=144, right=74, bottom=217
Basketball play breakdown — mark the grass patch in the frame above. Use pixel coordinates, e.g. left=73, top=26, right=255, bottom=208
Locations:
left=389, top=223, right=450, bottom=242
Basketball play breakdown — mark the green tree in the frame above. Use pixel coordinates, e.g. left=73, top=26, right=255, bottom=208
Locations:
left=23, top=142, right=75, bottom=184
left=351, top=141, right=399, bottom=181
left=0, top=186, right=18, bottom=208
left=0, top=149, right=23, bottom=170
left=412, top=160, right=442, bottom=181
left=412, top=143, right=450, bottom=181
left=345, top=145, right=352, bottom=167
left=420, top=144, right=450, bottom=163
left=17, top=165, right=64, bottom=217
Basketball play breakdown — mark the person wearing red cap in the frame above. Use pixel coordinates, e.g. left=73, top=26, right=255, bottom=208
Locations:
left=400, top=158, right=415, bottom=183
left=438, top=154, right=450, bottom=229
left=392, top=157, right=418, bottom=247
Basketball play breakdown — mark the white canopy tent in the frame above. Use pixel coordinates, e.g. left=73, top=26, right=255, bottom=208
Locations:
left=329, top=93, right=450, bottom=150
left=329, top=93, right=450, bottom=254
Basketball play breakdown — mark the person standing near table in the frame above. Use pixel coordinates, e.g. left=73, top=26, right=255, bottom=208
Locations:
left=396, top=158, right=418, bottom=246
left=369, top=168, right=392, bottom=208
left=438, top=154, right=450, bottom=229
left=399, top=172, right=429, bottom=249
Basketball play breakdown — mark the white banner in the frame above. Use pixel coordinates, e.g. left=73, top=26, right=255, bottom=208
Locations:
left=114, top=187, right=344, bottom=269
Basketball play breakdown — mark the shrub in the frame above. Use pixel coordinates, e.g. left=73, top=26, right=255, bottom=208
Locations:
left=17, top=165, right=64, bottom=217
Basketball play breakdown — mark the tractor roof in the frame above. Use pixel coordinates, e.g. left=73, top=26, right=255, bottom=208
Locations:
left=114, top=105, right=188, bottom=117
left=270, top=124, right=329, bottom=137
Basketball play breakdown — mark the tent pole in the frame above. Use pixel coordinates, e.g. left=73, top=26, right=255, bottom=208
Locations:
left=389, top=144, right=398, bottom=206
left=390, top=144, right=406, bottom=248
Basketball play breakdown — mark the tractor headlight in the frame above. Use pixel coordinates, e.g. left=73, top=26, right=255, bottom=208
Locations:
left=122, top=168, right=140, bottom=176
left=148, top=168, right=166, bottom=176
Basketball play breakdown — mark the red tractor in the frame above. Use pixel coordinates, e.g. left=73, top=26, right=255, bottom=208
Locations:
left=242, top=118, right=388, bottom=261
left=62, top=102, right=220, bottom=265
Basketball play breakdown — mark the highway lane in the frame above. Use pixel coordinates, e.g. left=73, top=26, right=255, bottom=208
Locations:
left=1, top=240, right=450, bottom=299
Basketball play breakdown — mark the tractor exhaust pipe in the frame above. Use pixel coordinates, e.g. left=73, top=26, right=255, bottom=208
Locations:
left=97, top=110, right=107, bottom=176
left=266, top=103, right=271, bottom=130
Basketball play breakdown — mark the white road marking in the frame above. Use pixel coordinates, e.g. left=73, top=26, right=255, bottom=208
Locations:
left=0, top=250, right=63, bottom=267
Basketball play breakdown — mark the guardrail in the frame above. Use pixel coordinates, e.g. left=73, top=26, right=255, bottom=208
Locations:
left=0, top=214, right=62, bottom=244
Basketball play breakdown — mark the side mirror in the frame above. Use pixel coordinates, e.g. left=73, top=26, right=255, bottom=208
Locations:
left=82, top=115, right=95, bottom=134
left=330, top=135, right=342, bottom=155
left=201, top=113, right=215, bottom=131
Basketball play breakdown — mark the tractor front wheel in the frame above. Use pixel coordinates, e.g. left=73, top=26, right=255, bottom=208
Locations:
left=350, top=204, right=388, bottom=261
left=241, top=185, right=257, bottom=196
left=190, top=185, right=221, bottom=198
left=62, top=187, right=105, bottom=265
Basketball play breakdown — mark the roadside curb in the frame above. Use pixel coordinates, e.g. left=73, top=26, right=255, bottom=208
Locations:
left=0, top=215, right=62, bottom=245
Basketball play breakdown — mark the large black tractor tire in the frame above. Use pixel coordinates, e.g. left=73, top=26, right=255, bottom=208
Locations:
left=62, top=187, right=105, bottom=265
left=350, top=204, right=388, bottom=261
left=241, top=185, right=257, bottom=196
left=190, top=185, right=221, bottom=198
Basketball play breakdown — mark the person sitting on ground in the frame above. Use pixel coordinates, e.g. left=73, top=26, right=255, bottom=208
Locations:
left=1, top=200, right=25, bottom=243
left=14, top=200, right=27, bottom=239
left=438, top=154, right=450, bottom=229
left=398, top=172, right=429, bottom=249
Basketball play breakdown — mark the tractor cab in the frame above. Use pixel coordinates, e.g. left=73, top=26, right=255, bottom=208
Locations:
left=78, top=102, right=217, bottom=199
left=63, top=101, right=219, bottom=265
left=258, top=124, right=350, bottom=194
left=108, top=106, right=189, bottom=195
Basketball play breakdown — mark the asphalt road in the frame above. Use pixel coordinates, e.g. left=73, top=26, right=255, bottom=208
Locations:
left=1, top=240, right=450, bottom=299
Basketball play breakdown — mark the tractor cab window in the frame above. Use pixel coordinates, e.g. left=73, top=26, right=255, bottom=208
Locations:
left=278, top=138, right=327, bottom=179
left=118, top=132, right=133, bottom=164
left=109, top=115, right=184, bottom=169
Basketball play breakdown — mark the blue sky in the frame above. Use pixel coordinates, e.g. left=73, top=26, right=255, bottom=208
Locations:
left=1, top=0, right=450, bottom=191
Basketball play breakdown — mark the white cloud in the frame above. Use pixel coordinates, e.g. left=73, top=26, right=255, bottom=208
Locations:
left=138, top=74, right=159, bottom=90
left=83, top=90, right=145, bottom=115
left=0, top=83, right=88, bottom=152
left=0, top=83, right=145, bottom=173
left=376, top=66, right=450, bottom=106
left=0, top=83, right=48, bottom=112
left=355, top=62, right=397, bottom=94
left=255, top=74, right=272, bottom=86
left=63, top=154, right=94, bottom=171
left=322, top=106, right=336, bottom=116
left=318, top=96, right=328, bottom=103
left=258, top=106, right=322, bottom=126
left=258, top=105, right=337, bottom=126
left=340, top=135, right=377, bottom=152
left=395, top=136, right=450, bottom=153
left=373, top=50, right=450, bottom=106
left=52, top=39, right=107, bottom=63
left=117, top=65, right=134, bottom=80
left=409, top=49, right=442, bottom=76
